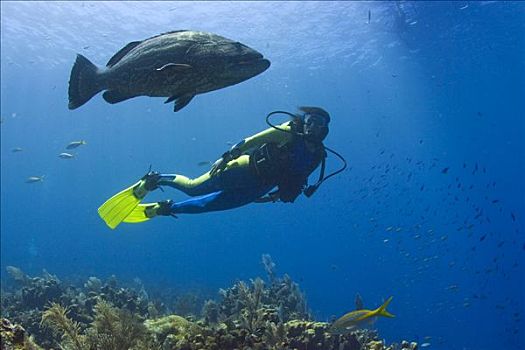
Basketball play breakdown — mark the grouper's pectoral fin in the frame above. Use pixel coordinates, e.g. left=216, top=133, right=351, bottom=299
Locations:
left=173, top=93, right=195, bottom=112
left=103, top=90, right=137, bottom=104
left=156, top=63, right=193, bottom=73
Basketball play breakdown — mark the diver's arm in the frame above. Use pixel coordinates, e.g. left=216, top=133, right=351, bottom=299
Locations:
left=210, top=122, right=294, bottom=176
left=231, top=121, right=293, bottom=155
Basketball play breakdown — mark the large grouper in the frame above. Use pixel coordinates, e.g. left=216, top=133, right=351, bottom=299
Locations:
left=68, top=30, right=270, bottom=112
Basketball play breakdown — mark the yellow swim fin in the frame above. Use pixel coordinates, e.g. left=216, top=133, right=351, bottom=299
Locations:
left=122, top=203, right=156, bottom=224
left=123, top=200, right=175, bottom=223
left=98, top=181, right=143, bottom=229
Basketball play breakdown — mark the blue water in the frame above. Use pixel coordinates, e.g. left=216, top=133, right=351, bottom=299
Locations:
left=1, top=1, right=524, bottom=349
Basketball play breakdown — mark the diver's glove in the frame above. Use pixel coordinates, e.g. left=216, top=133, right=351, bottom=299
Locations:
left=144, top=200, right=176, bottom=218
left=254, top=191, right=280, bottom=203
left=133, top=171, right=162, bottom=199
left=210, top=148, right=242, bottom=176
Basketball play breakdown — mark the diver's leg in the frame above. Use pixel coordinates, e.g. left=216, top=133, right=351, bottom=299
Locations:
left=157, top=172, right=218, bottom=196
left=172, top=191, right=250, bottom=214
left=156, top=155, right=254, bottom=196
left=148, top=186, right=272, bottom=216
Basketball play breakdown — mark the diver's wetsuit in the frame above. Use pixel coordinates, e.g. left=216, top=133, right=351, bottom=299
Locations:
left=156, top=122, right=325, bottom=215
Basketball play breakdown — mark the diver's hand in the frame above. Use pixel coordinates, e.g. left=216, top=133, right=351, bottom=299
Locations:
left=254, top=192, right=280, bottom=203
left=210, top=148, right=241, bottom=176
left=210, top=157, right=227, bottom=176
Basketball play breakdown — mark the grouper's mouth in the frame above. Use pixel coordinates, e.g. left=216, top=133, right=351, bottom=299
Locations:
left=236, top=59, right=271, bottom=79
left=236, top=53, right=271, bottom=69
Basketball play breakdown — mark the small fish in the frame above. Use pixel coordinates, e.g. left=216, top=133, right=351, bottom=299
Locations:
left=328, top=296, right=394, bottom=334
left=197, top=161, right=212, bottom=166
left=59, top=152, right=75, bottom=159
left=367, top=9, right=371, bottom=24
left=446, top=284, right=459, bottom=291
left=66, top=140, right=87, bottom=149
left=11, top=147, right=23, bottom=152
left=25, top=176, right=45, bottom=183
left=460, top=4, right=469, bottom=10
left=511, top=213, right=516, bottom=222
left=480, top=234, right=487, bottom=242
left=441, top=167, right=449, bottom=174
left=421, top=343, right=431, bottom=348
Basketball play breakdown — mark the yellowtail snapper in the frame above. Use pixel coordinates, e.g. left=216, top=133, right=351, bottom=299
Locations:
left=329, top=296, right=394, bottom=334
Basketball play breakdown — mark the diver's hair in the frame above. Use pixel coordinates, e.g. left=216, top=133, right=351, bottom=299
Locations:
left=298, top=106, right=331, bottom=123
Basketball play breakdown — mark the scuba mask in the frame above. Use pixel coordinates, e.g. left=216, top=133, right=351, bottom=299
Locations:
left=303, top=113, right=329, bottom=141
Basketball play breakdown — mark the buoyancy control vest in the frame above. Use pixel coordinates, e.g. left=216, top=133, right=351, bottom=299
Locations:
left=250, top=137, right=326, bottom=203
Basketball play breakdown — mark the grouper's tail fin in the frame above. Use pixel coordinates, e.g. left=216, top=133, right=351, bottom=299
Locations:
left=68, top=54, right=103, bottom=110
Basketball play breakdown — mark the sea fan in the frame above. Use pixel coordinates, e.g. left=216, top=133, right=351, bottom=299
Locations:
left=89, top=299, right=149, bottom=350
left=40, top=303, right=86, bottom=350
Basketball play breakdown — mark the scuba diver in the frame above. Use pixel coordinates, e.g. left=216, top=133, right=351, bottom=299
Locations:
left=98, top=106, right=346, bottom=229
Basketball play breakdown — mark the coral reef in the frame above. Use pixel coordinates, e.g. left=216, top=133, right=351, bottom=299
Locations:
left=1, top=267, right=164, bottom=348
left=40, top=300, right=155, bottom=350
left=170, top=319, right=371, bottom=350
left=212, top=254, right=310, bottom=329
left=0, top=317, right=42, bottom=350
left=1, top=256, right=418, bottom=350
